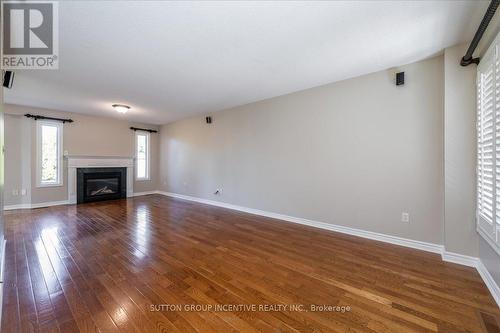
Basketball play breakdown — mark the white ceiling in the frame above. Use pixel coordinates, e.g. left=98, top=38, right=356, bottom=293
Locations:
left=4, top=0, right=489, bottom=125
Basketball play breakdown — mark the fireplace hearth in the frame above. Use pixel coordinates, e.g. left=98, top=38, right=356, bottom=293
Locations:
left=77, top=167, right=127, bottom=203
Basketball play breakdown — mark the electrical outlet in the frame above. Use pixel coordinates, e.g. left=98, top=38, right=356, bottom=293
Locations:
left=401, top=212, right=410, bottom=223
left=21, top=189, right=26, bottom=196
left=12, top=189, right=18, bottom=196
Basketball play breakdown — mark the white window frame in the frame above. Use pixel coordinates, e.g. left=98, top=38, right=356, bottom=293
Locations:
left=135, top=131, right=150, bottom=181
left=36, top=120, right=63, bottom=188
left=477, top=30, right=500, bottom=256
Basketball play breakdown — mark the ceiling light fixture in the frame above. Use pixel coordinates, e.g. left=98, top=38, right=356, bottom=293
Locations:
left=112, top=104, right=130, bottom=113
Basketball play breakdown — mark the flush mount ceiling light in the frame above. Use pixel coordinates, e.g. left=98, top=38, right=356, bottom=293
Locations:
left=112, top=104, right=130, bottom=113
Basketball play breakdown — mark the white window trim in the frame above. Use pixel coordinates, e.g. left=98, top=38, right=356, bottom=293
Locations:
left=135, top=131, right=150, bottom=181
left=477, top=30, right=500, bottom=256
left=36, top=120, right=64, bottom=188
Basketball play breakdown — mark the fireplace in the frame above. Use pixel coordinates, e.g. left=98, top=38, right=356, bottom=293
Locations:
left=77, top=167, right=127, bottom=203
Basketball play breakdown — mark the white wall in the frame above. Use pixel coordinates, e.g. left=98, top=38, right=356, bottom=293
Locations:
left=159, top=55, right=445, bottom=245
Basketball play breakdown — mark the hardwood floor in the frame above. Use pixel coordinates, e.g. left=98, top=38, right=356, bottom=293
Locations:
left=2, top=194, right=499, bottom=333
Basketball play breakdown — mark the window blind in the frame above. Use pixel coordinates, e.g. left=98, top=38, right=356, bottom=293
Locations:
left=477, top=38, right=500, bottom=254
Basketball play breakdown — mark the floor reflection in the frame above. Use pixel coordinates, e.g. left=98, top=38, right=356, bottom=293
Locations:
left=134, top=205, right=150, bottom=259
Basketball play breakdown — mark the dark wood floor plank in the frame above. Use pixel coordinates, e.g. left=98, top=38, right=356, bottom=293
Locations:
left=2, top=232, right=20, bottom=333
left=17, top=237, right=39, bottom=332
left=2, top=194, right=499, bottom=333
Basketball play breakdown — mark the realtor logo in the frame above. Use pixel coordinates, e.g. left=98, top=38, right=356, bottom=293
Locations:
left=2, top=1, right=58, bottom=69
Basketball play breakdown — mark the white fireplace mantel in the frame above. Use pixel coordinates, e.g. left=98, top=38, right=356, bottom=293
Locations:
left=67, top=156, right=134, bottom=204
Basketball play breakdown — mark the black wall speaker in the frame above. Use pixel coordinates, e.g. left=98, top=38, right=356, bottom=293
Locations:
left=206, top=116, right=212, bottom=124
left=396, top=71, right=404, bottom=86
left=3, top=71, right=14, bottom=89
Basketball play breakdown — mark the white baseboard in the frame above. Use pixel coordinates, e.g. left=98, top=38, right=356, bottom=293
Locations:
left=4, top=190, right=162, bottom=210
left=3, top=203, right=31, bottom=210
left=157, top=191, right=500, bottom=307
left=4, top=192, right=158, bottom=210
left=441, top=251, right=500, bottom=307
left=157, top=191, right=444, bottom=253
left=441, top=251, right=479, bottom=267
left=31, top=200, right=69, bottom=209
left=133, top=191, right=158, bottom=197
left=476, top=260, right=500, bottom=307
left=4, top=200, right=69, bottom=210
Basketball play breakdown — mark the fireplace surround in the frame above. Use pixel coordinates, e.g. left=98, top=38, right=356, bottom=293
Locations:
left=67, top=156, right=134, bottom=204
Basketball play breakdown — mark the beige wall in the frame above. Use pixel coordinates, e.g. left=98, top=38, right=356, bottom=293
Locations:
left=443, top=43, right=479, bottom=257
left=5, top=104, right=159, bottom=205
left=159, top=55, right=445, bottom=245
left=4, top=114, right=30, bottom=206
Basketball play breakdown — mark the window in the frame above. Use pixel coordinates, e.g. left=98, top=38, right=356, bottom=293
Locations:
left=477, top=34, right=500, bottom=255
left=135, top=132, right=150, bottom=180
left=36, top=121, right=63, bottom=187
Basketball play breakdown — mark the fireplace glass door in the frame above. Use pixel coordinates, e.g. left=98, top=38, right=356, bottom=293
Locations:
left=86, top=176, right=120, bottom=198
left=77, top=167, right=127, bottom=203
